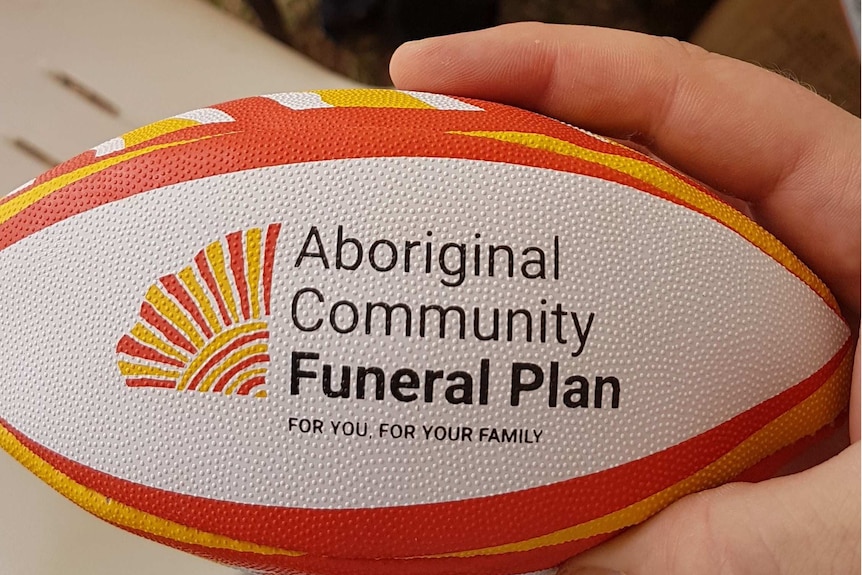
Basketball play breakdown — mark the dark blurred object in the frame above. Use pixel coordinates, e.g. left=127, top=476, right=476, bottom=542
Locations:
left=212, top=0, right=859, bottom=114
left=842, top=0, right=860, bottom=50
left=229, top=0, right=717, bottom=85
left=643, top=0, right=717, bottom=37
left=692, top=0, right=860, bottom=116
left=500, top=0, right=715, bottom=39
left=319, top=0, right=715, bottom=51
left=321, top=0, right=498, bottom=43
left=247, top=0, right=291, bottom=42
left=320, top=0, right=378, bottom=40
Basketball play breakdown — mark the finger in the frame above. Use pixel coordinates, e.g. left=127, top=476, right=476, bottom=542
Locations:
left=557, top=443, right=861, bottom=575
left=851, top=337, right=860, bottom=443
left=390, top=24, right=861, bottom=314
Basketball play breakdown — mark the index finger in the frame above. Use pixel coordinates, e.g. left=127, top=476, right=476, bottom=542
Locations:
left=390, top=23, right=861, bottom=314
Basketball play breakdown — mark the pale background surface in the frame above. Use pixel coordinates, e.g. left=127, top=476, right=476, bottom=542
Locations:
left=0, top=0, right=353, bottom=573
left=0, top=0, right=356, bottom=195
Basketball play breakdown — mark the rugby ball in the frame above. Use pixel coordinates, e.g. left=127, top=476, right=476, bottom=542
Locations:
left=0, top=89, right=852, bottom=575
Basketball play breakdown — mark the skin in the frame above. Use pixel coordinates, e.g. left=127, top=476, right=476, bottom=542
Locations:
left=390, top=23, right=860, bottom=575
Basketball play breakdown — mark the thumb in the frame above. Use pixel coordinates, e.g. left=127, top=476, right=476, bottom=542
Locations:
left=558, top=443, right=860, bottom=575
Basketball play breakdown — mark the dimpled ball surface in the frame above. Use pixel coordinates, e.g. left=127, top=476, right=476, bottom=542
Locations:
left=0, top=89, right=852, bottom=575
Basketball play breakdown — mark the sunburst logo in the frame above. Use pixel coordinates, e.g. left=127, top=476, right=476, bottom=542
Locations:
left=116, top=224, right=282, bottom=398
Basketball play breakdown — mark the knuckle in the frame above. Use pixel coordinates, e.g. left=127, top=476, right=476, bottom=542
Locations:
left=658, top=486, right=768, bottom=575
left=655, top=36, right=714, bottom=62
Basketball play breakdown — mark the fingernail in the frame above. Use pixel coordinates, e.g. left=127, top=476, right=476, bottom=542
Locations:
left=398, top=39, right=426, bottom=50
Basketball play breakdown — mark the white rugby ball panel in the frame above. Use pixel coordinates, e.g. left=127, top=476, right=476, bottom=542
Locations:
left=0, top=157, right=847, bottom=508
left=0, top=89, right=851, bottom=575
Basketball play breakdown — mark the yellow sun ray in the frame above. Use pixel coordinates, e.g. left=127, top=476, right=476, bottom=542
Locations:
left=177, top=266, right=222, bottom=335
left=175, top=322, right=267, bottom=391
left=204, top=241, right=239, bottom=324
left=246, top=228, right=263, bottom=320
left=196, top=343, right=269, bottom=393
left=117, top=361, right=180, bottom=379
left=225, top=367, right=268, bottom=396
left=144, top=285, right=205, bottom=349
left=129, top=323, right=190, bottom=363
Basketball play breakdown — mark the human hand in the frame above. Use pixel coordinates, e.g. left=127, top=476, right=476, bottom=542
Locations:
left=390, top=23, right=860, bottom=575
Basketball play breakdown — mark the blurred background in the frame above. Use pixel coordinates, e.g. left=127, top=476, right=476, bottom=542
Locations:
left=0, top=0, right=858, bottom=574
left=210, top=0, right=862, bottom=99
left=0, top=0, right=858, bottom=195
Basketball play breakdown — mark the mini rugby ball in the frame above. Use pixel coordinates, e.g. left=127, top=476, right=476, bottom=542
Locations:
left=0, top=89, right=852, bottom=575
